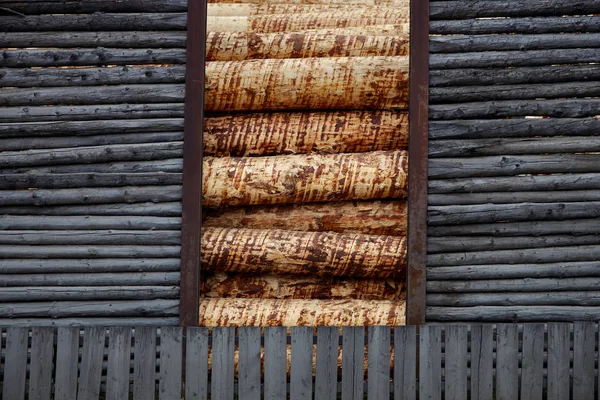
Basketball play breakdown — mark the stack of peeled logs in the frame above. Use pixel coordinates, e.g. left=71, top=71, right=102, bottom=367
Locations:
left=199, top=0, right=410, bottom=326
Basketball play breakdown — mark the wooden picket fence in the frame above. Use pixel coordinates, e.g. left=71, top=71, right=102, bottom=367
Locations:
left=0, top=323, right=598, bottom=400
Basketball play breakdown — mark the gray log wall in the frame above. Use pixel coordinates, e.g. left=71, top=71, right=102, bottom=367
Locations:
left=0, top=0, right=185, bottom=326
left=427, top=0, right=600, bottom=322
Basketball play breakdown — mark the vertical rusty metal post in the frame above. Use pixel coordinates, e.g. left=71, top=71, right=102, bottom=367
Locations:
left=407, top=0, right=429, bottom=325
left=180, top=0, right=207, bottom=327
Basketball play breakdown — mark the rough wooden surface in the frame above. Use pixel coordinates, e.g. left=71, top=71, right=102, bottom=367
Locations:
left=0, top=31, right=186, bottom=48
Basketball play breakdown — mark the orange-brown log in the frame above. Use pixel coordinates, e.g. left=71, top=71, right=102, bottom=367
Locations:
left=203, top=200, right=408, bottom=236
left=205, top=32, right=409, bottom=61
left=202, top=272, right=406, bottom=300
left=201, top=227, right=407, bottom=278
left=199, top=298, right=406, bottom=326
left=205, top=56, right=408, bottom=112
left=202, top=150, right=408, bottom=207
left=203, top=110, right=408, bottom=156
left=207, top=4, right=408, bottom=16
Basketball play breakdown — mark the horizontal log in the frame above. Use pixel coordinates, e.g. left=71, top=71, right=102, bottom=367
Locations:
left=205, top=56, right=408, bottom=111
left=430, top=16, right=600, bottom=35
left=429, top=191, right=600, bottom=205
left=303, top=24, right=408, bottom=36
left=429, top=155, right=600, bottom=179
left=0, top=317, right=178, bottom=327
left=208, top=4, right=408, bottom=16
left=202, top=227, right=406, bottom=279
left=3, top=0, right=187, bottom=14
left=428, top=235, right=600, bottom=254
left=0, top=202, right=182, bottom=217
left=199, top=298, right=405, bottom=326
left=0, top=286, right=179, bottom=302
left=427, top=277, right=600, bottom=293
left=428, top=219, right=600, bottom=237
left=0, top=31, right=186, bottom=48
left=0, top=258, right=180, bottom=274
left=206, top=0, right=405, bottom=4
left=427, top=292, right=600, bottom=307
left=429, top=118, right=600, bottom=140
left=204, top=110, right=408, bottom=157
left=0, top=245, right=181, bottom=259
left=0, top=215, right=181, bottom=230
left=203, top=150, right=407, bottom=207
left=427, top=306, right=600, bottom=322
left=429, top=202, right=600, bottom=225
left=426, top=261, right=600, bottom=280
left=4, top=158, right=184, bottom=174
left=0, top=300, right=179, bottom=318
left=0, top=272, right=180, bottom=287
left=0, top=173, right=181, bottom=189
left=204, top=200, right=408, bottom=236
left=0, top=231, right=180, bottom=245
left=202, top=273, right=404, bottom=300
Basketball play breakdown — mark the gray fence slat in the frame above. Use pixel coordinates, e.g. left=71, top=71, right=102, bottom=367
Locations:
left=315, top=326, right=339, bottom=400
left=185, top=327, right=209, bottom=400
left=470, top=325, right=494, bottom=400
left=342, top=326, right=365, bottom=400
left=264, top=327, right=287, bottom=400
left=444, top=325, right=467, bottom=400
left=419, top=325, right=442, bottom=400
left=2, top=327, right=28, bottom=400
left=77, top=326, right=106, bottom=400
left=211, top=327, right=235, bottom=400
left=394, top=326, right=416, bottom=400
left=520, top=324, right=544, bottom=400
left=238, top=327, right=260, bottom=400
left=547, top=324, right=570, bottom=400
left=573, top=322, right=595, bottom=400
left=133, top=327, right=157, bottom=400
left=106, top=327, right=133, bottom=400
left=496, top=324, right=519, bottom=400
left=367, top=326, right=390, bottom=400
left=290, top=326, right=313, bottom=400
left=54, top=327, right=80, bottom=400
left=28, top=327, right=54, bottom=400
left=159, top=327, right=183, bottom=400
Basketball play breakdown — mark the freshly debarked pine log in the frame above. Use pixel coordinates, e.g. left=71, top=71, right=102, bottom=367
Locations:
left=204, top=111, right=408, bottom=157
left=205, top=56, right=408, bottom=111
left=303, top=24, right=409, bottom=36
left=204, top=200, right=408, bottom=236
left=208, top=4, right=408, bottom=16
left=199, top=298, right=406, bottom=326
left=202, top=150, right=408, bottom=207
left=202, top=273, right=405, bottom=300
left=205, top=32, right=409, bottom=61
left=201, top=227, right=406, bottom=278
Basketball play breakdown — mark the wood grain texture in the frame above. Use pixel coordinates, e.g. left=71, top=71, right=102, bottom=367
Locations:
left=496, top=324, right=518, bottom=400
left=0, top=31, right=186, bottom=48
left=264, top=327, right=287, bottom=400
left=315, top=327, right=338, bottom=400
left=573, top=322, right=595, bottom=400
left=54, top=327, right=80, bottom=400
left=77, top=327, right=105, bottom=400
left=394, top=326, right=416, bottom=400
left=2, top=327, right=28, bottom=400
left=106, top=327, right=133, bottom=400
left=185, top=328, right=209, bottom=400
left=159, top=327, right=183, bottom=400
left=367, top=326, right=390, bottom=400
left=342, top=326, right=365, bottom=400
left=419, top=325, right=442, bottom=400
left=470, top=325, right=493, bottom=400
left=211, top=327, right=235, bottom=400
left=427, top=306, right=600, bottom=322
left=133, top=327, right=157, bottom=400
left=290, top=326, right=313, bottom=400
left=547, top=324, right=570, bottom=400
left=28, top=327, right=54, bottom=400
left=444, top=325, right=467, bottom=400
left=520, top=324, right=544, bottom=400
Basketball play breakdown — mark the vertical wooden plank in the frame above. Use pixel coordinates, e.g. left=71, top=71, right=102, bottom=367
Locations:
left=470, top=325, right=494, bottom=400
left=238, top=327, right=260, bottom=400
left=185, top=327, right=209, bottom=400
left=573, top=322, right=595, bottom=400
left=77, top=327, right=106, bottom=400
left=106, top=327, right=133, bottom=400
left=54, top=327, right=80, bottom=400
left=547, top=323, right=570, bottom=400
left=315, top=326, right=339, bottom=400
left=342, top=326, right=364, bottom=400
left=264, top=327, right=287, bottom=400
left=290, top=326, right=313, bottom=400
left=28, top=327, right=54, bottom=400
left=496, top=324, right=519, bottom=400
left=394, top=326, right=416, bottom=400
left=133, top=327, right=157, bottom=400
left=211, top=327, right=235, bottom=400
left=159, top=327, right=183, bottom=400
left=520, top=324, right=544, bottom=400
left=2, top=327, right=28, bottom=400
left=367, top=326, right=390, bottom=400
left=444, top=325, right=468, bottom=400
left=419, top=325, right=442, bottom=400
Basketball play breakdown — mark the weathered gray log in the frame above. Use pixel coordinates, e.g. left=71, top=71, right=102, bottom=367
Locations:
left=430, top=0, right=600, bottom=20
left=429, top=118, right=600, bottom=140
left=0, top=31, right=186, bottom=48
left=427, top=292, right=600, bottom=307
left=428, top=246, right=600, bottom=267
left=429, top=155, right=600, bottom=179
left=0, top=287, right=179, bottom=302
left=430, top=16, right=600, bottom=35
left=0, top=173, right=181, bottom=189
left=427, top=306, right=600, bottom=322
left=428, top=219, right=600, bottom=237
left=2, top=0, right=187, bottom=14
left=428, top=235, right=600, bottom=254
left=428, top=174, right=600, bottom=194
left=0, top=300, right=179, bottom=318
left=2, top=158, right=184, bottom=174
left=0, top=258, right=180, bottom=274
left=430, top=82, right=600, bottom=103
left=0, top=318, right=178, bottom=327
left=0, top=231, right=180, bottom=245
left=426, top=261, right=600, bottom=280
left=0, top=215, right=181, bottom=230
left=0, top=202, right=182, bottom=217
left=0, top=13, right=187, bottom=31
left=427, top=277, right=600, bottom=293
left=0, top=119, right=184, bottom=137
left=0, top=272, right=180, bottom=287
left=0, top=84, right=184, bottom=107
left=0, top=245, right=181, bottom=259
left=429, top=191, right=600, bottom=205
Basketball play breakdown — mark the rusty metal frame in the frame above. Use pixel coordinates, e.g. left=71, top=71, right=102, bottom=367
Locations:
left=180, top=0, right=208, bottom=327
left=407, top=0, right=429, bottom=325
